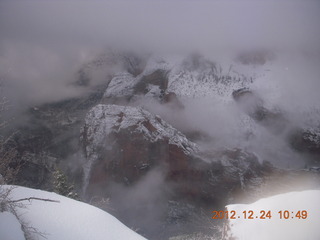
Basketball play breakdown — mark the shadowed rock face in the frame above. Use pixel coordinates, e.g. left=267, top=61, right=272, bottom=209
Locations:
left=160, top=92, right=185, bottom=110
left=6, top=83, right=109, bottom=189
left=235, top=49, right=275, bottom=65
left=232, top=88, right=286, bottom=130
left=102, top=69, right=175, bottom=106
left=289, top=129, right=320, bottom=155
left=81, top=104, right=272, bottom=206
left=134, top=69, right=169, bottom=95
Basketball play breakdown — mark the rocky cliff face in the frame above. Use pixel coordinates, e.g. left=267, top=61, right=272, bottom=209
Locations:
left=80, top=104, right=273, bottom=237
left=81, top=104, right=197, bottom=194
left=9, top=82, right=109, bottom=189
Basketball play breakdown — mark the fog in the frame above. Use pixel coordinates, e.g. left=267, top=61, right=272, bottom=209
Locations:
left=107, top=168, right=170, bottom=236
left=1, top=0, right=320, bottom=107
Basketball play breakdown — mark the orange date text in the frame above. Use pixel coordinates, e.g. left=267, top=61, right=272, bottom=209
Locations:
left=211, top=210, right=308, bottom=220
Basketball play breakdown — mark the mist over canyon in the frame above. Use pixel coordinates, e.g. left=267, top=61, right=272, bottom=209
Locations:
left=1, top=1, right=320, bottom=239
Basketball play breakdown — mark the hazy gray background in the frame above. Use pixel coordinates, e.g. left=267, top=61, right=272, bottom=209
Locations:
left=0, top=0, right=319, bottom=106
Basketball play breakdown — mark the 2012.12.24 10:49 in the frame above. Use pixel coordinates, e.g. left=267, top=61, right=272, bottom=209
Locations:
left=211, top=210, right=308, bottom=220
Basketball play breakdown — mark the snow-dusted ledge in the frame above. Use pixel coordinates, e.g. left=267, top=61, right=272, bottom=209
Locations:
left=0, top=186, right=147, bottom=240
left=225, top=190, right=320, bottom=240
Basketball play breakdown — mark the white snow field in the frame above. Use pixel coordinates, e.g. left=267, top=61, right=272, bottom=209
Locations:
left=0, top=185, right=147, bottom=240
left=226, top=190, right=320, bottom=240
left=0, top=211, right=25, bottom=240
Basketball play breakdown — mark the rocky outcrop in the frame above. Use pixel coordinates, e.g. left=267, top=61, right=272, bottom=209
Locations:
left=7, top=82, right=109, bottom=191
left=102, top=69, right=170, bottom=104
left=134, top=69, right=169, bottom=95
left=289, top=128, right=320, bottom=156
left=81, top=104, right=197, bottom=194
left=80, top=104, right=275, bottom=238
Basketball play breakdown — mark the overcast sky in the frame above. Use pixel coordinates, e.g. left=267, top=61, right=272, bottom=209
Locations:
left=1, top=0, right=319, bottom=52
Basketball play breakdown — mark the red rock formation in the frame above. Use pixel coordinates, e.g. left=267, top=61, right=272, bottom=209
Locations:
left=81, top=104, right=271, bottom=206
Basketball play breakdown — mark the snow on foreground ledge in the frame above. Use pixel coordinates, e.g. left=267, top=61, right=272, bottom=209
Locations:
left=225, top=190, right=320, bottom=240
left=0, top=186, right=147, bottom=240
left=0, top=211, right=25, bottom=240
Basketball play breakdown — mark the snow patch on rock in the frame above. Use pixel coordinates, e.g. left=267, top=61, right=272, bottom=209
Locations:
left=104, top=73, right=137, bottom=98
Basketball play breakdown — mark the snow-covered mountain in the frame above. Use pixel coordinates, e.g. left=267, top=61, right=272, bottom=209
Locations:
left=1, top=0, right=320, bottom=239
left=4, top=49, right=320, bottom=240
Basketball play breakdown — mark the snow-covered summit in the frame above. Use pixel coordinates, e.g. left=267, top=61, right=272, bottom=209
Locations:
left=167, top=54, right=256, bottom=99
left=82, top=104, right=197, bottom=155
left=102, top=53, right=270, bottom=104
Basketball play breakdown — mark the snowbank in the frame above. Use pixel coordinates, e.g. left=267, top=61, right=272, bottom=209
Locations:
left=0, top=186, right=147, bottom=240
left=226, top=190, right=320, bottom=240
